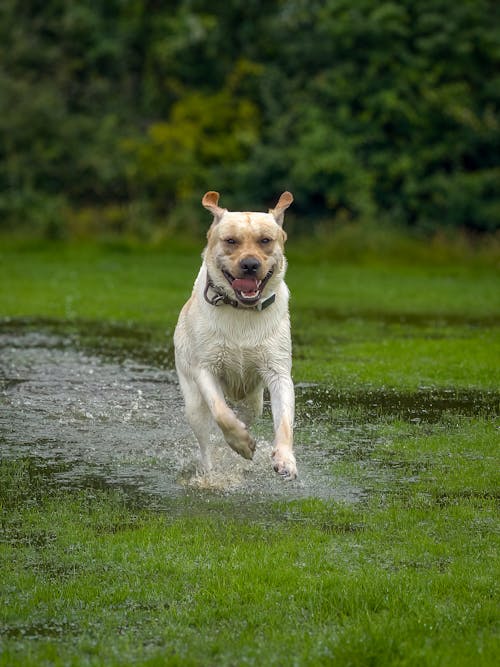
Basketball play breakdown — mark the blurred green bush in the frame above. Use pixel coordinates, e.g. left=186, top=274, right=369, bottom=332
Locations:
left=0, top=0, right=498, bottom=238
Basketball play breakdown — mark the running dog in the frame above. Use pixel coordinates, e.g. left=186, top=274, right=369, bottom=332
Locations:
left=174, top=191, right=297, bottom=479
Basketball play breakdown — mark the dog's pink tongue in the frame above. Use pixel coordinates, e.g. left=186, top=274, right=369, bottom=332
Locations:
left=232, top=277, right=259, bottom=292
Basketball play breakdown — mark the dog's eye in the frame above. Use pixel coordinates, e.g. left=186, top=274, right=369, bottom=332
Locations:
left=260, top=238, right=271, bottom=245
left=225, top=238, right=237, bottom=245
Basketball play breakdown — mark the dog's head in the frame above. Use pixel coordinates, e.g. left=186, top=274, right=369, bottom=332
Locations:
left=202, top=191, right=293, bottom=307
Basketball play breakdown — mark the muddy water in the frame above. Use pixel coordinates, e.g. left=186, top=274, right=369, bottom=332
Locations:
left=0, top=321, right=362, bottom=509
left=1, top=320, right=497, bottom=512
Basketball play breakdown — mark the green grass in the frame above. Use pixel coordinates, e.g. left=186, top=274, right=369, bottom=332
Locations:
left=1, top=445, right=498, bottom=667
left=0, top=237, right=499, bottom=666
left=1, top=238, right=498, bottom=388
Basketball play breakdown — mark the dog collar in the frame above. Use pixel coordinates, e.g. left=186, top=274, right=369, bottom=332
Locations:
left=204, top=274, right=276, bottom=311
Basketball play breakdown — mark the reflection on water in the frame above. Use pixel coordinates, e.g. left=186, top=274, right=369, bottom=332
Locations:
left=0, top=324, right=361, bottom=507
left=1, top=319, right=497, bottom=512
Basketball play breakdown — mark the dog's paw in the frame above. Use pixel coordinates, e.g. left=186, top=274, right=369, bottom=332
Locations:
left=225, top=428, right=256, bottom=460
left=272, top=450, right=298, bottom=480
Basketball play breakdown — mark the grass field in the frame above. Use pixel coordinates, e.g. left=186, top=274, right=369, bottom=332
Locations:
left=1, top=237, right=498, bottom=388
left=0, top=237, right=499, bottom=666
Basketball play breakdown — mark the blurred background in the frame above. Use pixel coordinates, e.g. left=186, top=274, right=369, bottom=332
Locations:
left=0, top=0, right=498, bottom=242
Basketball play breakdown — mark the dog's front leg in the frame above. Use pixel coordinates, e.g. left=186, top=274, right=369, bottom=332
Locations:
left=196, top=368, right=256, bottom=460
left=177, top=369, right=214, bottom=471
left=266, top=373, right=297, bottom=479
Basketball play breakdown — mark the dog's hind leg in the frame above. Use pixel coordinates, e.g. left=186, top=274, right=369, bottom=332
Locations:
left=177, top=372, right=213, bottom=471
left=236, top=384, right=264, bottom=427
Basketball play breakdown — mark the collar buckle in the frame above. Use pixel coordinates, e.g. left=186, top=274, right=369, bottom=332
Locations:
left=204, top=277, right=238, bottom=308
left=255, top=293, right=276, bottom=311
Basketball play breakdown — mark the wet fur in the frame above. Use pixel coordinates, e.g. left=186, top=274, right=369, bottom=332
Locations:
left=174, top=192, right=297, bottom=479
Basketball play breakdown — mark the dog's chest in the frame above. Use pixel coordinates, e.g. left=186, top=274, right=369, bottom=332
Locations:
left=207, top=336, right=264, bottom=376
left=211, top=342, right=264, bottom=398
left=201, top=312, right=276, bottom=383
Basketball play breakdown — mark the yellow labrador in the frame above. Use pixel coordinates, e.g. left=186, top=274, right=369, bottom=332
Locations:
left=174, top=191, right=297, bottom=479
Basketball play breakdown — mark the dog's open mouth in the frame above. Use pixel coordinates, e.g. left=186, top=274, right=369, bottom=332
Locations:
left=222, top=269, right=273, bottom=305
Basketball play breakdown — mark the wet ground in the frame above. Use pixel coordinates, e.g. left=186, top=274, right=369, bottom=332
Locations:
left=1, top=319, right=498, bottom=513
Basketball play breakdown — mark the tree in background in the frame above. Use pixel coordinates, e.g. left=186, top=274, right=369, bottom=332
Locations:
left=0, top=0, right=498, bottom=237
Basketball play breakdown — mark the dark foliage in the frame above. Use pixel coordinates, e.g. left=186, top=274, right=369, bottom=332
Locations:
left=0, top=0, right=498, bottom=236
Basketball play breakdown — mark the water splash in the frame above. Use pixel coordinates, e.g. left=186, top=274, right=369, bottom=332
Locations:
left=0, top=322, right=360, bottom=507
left=1, top=319, right=496, bottom=512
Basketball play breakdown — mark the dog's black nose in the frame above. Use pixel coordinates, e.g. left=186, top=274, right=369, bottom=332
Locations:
left=240, top=257, right=261, bottom=275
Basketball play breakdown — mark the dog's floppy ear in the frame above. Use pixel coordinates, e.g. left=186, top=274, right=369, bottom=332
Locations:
left=269, top=191, right=293, bottom=226
left=202, top=191, right=226, bottom=223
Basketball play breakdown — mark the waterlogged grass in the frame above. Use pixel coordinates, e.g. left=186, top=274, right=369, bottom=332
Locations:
left=0, top=238, right=498, bottom=388
left=0, top=238, right=499, bottom=665
left=287, top=256, right=499, bottom=387
left=0, top=451, right=498, bottom=667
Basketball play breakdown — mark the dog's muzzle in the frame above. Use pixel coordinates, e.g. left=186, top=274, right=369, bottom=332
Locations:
left=204, top=271, right=276, bottom=311
left=222, top=269, right=274, bottom=306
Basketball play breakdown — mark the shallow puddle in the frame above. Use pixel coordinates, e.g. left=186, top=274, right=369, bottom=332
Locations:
left=0, top=321, right=362, bottom=510
left=295, top=383, right=499, bottom=422
left=1, top=319, right=497, bottom=513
